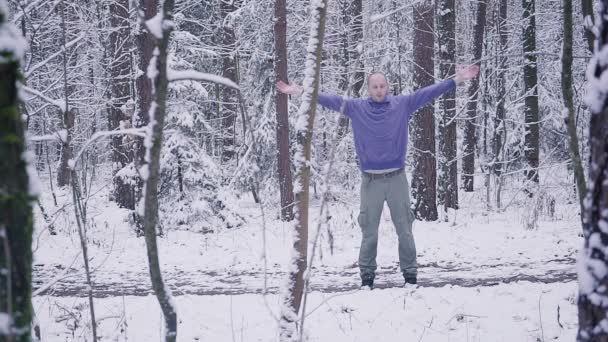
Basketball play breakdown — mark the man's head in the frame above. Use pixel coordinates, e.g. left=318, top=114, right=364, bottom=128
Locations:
left=367, top=72, right=388, bottom=102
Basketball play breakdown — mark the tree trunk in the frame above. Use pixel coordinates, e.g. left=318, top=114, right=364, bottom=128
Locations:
left=220, top=0, right=240, bottom=162
left=139, top=0, right=178, bottom=340
left=0, top=10, right=34, bottom=341
left=494, top=0, right=508, bottom=209
left=437, top=0, right=458, bottom=212
left=337, top=0, right=363, bottom=137
left=411, top=2, right=438, bottom=221
left=109, top=0, right=135, bottom=209
left=577, top=3, right=608, bottom=339
left=562, top=0, right=586, bottom=226
left=581, top=0, right=594, bottom=53
left=57, top=0, right=77, bottom=188
left=108, top=0, right=135, bottom=210
left=279, top=0, right=327, bottom=339
left=462, top=0, right=486, bottom=192
left=274, top=0, right=295, bottom=221
left=134, top=0, right=157, bottom=235
left=522, top=0, right=540, bottom=190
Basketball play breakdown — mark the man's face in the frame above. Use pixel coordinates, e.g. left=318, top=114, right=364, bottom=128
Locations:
left=367, top=73, right=388, bottom=102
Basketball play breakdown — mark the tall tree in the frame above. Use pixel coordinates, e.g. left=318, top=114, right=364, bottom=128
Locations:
left=0, top=6, right=34, bottom=341
left=577, top=2, right=608, bottom=339
left=493, top=0, right=508, bottom=209
left=279, top=0, right=327, bottom=339
left=133, top=0, right=157, bottom=235
left=437, top=0, right=458, bottom=212
left=462, top=0, right=487, bottom=192
left=411, top=2, right=438, bottom=221
left=56, top=0, right=78, bottom=187
left=581, top=0, right=594, bottom=52
left=220, top=0, right=240, bottom=162
left=562, top=0, right=586, bottom=223
left=139, top=0, right=178, bottom=340
left=337, top=0, right=364, bottom=137
left=522, top=0, right=540, bottom=190
left=274, top=0, right=295, bottom=221
left=108, top=0, right=135, bottom=209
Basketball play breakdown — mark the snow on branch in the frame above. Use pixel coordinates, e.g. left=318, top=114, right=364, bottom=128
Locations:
left=167, top=69, right=240, bottom=89
left=21, top=85, right=66, bottom=112
left=369, top=4, right=410, bottom=23
left=24, top=33, right=85, bottom=78
left=69, top=128, right=147, bottom=169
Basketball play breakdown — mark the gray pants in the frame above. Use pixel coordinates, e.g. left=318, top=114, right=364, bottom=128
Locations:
left=357, top=170, right=416, bottom=279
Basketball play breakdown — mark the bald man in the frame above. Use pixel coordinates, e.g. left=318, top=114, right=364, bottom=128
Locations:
left=277, top=65, right=479, bottom=289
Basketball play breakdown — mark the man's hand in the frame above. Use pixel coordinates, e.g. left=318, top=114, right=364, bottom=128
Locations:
left=454, top=64, right=480, bottom=85
left=276, top=80, right=303, bottom=96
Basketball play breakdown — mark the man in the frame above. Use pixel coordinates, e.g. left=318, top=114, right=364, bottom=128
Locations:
left=277, top=65, right=480, bottom=288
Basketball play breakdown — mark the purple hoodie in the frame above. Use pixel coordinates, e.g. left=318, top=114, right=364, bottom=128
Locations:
left=317, top=79, right=456, bottom=171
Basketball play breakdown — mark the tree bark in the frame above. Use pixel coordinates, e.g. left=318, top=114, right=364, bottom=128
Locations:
left=274, top=0, right=295, bottom=221
left=522, top=0, right=540, bottom=190
left=220, top=0, right=240, bottom=162
left=109, top=0, right=135, bottom=209
left=437, top=0, right=458, bottom=211
left=337, top=0, right=363, bottom=137
left=462, top=0, right=486, bottom=192
left=0, top=11, right=34, bottom=341
left=562, top=0, right=586, bottom=226
left=57, top=0, right=77, bottom=188
left=577, top=3, right=608, bottom=339
left=581, top=0, right=594, bottom=53
left=493, top=0, right=508, bottom=209
left=279, top=0, right=327, bottom=339
left=411, top=2, right=438, bottom=221
left=134, top=0, right=157, bottom=235
left=139, top=0, right=178, bottom=340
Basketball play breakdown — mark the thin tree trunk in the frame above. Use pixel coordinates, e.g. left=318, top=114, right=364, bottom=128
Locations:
left=522, top=0, right=540, bottom=190
left=0, top=9, right=34, bottom=341
left=139, top=0, right=178, bottom=340
left=577, top=3, right=608, bottom=339
left=274, top=0, right=295, bottom=221
left=437, top=0, right=458, bottom=213
left=411, top=2, right=438, bottom=221
left=279, top=0, right=327, bottom=339
left=562, top=0, right=586, bottom=226
left=463, top=0, right=486, bottom=192
left=57, top=0, right=76, bottom=188
left=494, top=0, right=508, bottom=209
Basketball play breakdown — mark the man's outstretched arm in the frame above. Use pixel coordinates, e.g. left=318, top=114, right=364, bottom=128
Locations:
left=276, top=80, right=348, bottom=113
left=403, top=64, right=480, bottom=114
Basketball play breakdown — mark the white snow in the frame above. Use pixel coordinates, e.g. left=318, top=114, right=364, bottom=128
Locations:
left=0, top=6, right=27, bottom=61
left=145, top=13, right=164, bottom=39
left=0, top=313, right=11, bottom=335
left=30, top=163, right=583, bottom=341
left=167, top=69, right=240, bottom=89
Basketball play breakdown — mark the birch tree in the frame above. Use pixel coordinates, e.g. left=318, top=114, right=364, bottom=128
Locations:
left=279, top=0, right=327, bottom=339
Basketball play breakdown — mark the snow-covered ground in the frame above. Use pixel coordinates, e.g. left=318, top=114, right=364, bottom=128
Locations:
left=32, top=169, right=583, bottom=340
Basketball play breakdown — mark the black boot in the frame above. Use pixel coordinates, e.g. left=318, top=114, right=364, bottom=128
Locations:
left=403, top=272, right=417, bottom=285
left=361, top=274, right=375, bottom=289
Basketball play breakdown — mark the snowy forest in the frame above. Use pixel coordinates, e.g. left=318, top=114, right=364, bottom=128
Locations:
left=2, top=0, right=608, bottom=340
